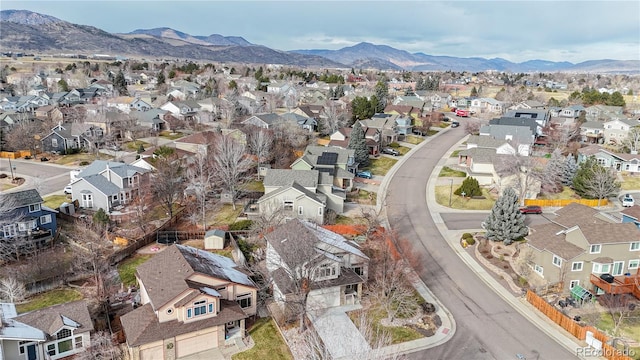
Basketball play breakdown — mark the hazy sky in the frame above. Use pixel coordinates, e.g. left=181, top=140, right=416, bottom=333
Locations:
left=3, top=0, right=639, bottom=63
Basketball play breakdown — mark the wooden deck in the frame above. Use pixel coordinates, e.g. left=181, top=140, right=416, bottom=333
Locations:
left=590, top=273, right=640, bottom=299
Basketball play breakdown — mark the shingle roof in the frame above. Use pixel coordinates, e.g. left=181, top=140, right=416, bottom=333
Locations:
left=135, top=244, right=255, bottom=309
left=0, top=189, right=43, bottom=208
left=263, top=169, right=319, bottom=188
left=258, top=181, right=324, bottom=205
left=302, top=145, right=354, bottom=166
left=81, top=174, right=121, bottom=196
left=14, top=300, right=93, bottom=336
left=526, top=223, right=585, bottom=260
left=553, top=203, right=604, bottom=227
left=621, top=205, right=640, bottom=220
left=121, top=300, right=247, bottom=347
left=78, top=160, right=147, bottom=178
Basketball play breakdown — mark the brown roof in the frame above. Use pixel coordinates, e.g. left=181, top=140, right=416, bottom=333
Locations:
left=591, top=256, right=614, bottom=263
left=553, top=203, right=605, bottom=227
left=621, top=205, right=640, bottom=220
left=526, top=223, right=584, bottom=260
left=15, top=300, right=93, bottom=336
left=174, top=130, right=219, bottom=145
left=135, top=244, right=255, bottom=309
left=121, top=300, right=247, bottom=347
left=580, top=222, right=640, bottom=245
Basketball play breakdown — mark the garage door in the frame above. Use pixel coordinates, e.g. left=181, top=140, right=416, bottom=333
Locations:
left=176, top=329, right=218, bottom=358
left=140, top=345, right=163, bottom=360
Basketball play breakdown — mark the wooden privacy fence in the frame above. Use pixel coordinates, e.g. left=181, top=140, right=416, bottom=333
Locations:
left=0, top=150, right=31, bottom=159
left=524, top=198, right=608, bottom=207
left=526, top=290, right=633, bottom=360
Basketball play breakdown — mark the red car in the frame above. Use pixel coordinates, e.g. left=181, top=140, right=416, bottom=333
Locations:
left=455, top=109, right=470, bottom=117
left=519, top=206, right=542, bottom=214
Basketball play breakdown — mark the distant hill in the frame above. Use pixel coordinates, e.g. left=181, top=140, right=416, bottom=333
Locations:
left=1, top=10, right=638, bottom=73
left=127, top=28, right=253, bottom=47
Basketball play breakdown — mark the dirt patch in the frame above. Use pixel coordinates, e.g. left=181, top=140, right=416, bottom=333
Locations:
left=470, top=236, right=527, bottom=295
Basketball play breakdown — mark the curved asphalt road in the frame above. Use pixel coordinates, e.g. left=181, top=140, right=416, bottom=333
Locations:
left=386, top=128, right=576, bottom=360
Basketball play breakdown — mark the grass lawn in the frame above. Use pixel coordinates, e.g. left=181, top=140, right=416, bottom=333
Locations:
left=450, top=150, right=461, bottom=157
left=368, top=157, right=398, bottom=176
left=42, top=194, right=69, bottom=209
left=596, top=312, right=640, bottom=359
left=426, top=130, right=439, bottom=136
left=438, top=166, right=466, bottom=177
left=348, top=308, right=423, bottom=345
left=621, top=174, right=640, bottom=191
left=537, top=186, right=579, bottom=200
left=124, top=140, right=151, bottom=152
left=397, top=146, right=412, bottom=156
left=52, top=153, right=111, bottom=166
left=117, top=254, right=153, bottom=287
left=211, top=204, right=243, bottom=226
left=243, top=180, right=265, bottom=192
left=159, top=131, right=185, bottom=140
left=434, top=185, right=496, bottom=210
left=1, top=183, right=16, bottom=191
left=404, top=135, right=424, bottom=145
left=356, top=189, right=377, bottom=204
left=16, top=288, right=83, bottom=314
left=232, top=318, right=293, bottom=360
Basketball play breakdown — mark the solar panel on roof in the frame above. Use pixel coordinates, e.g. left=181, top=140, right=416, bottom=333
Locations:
left=317, top=152, right=338, bottom=165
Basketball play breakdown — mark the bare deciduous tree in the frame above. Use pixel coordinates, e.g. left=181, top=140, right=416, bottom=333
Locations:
left=4, top=118, right=41, bottom=153
left=581, top=166, right=620, bottom=207
left=211, top=135, right=254, bottom=210
left=186, top=149, right=215, bottom=229
left=463, top=119, right=482, bottom=135
left=75, top=331, right=126, bottom=360
left=495, top=151, right=544, bottom=205
left=0, top=276, right=27, bottom=303
left=247, top=128, right=273, bottom=179
left=150, top=157, right=185, bottom=219
left=622, top=126, right=640, bottom=154
left=319, top=101, right=346, bottom=136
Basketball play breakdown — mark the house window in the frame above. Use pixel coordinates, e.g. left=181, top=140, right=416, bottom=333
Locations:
left=626, top=164, right=631, bottom=170
left=52, top=138, right=58, bottom=147
left=29, top=204, right=41, bottom=212
left=190, top=300, right=208, bottom=317
left=47, top=343, right=56, bottom=356
left=187, top=308, right=192, bottom=318
left=353, top=266, right=364, bottom=276
left=57, top=328, right=72, bottom=340
left=534, top=264, right=543, bottom=276
left=592, top=263, right=611, bottom=274
left=629, top=260, right=639, bottom=270
left=590, top=244, right=601, bottom=254
left=237, top=294, right=252, bottom=309
left=571, top=262, right=583, bottom=271
left=74, top=336, right=83, bottom=349
left=552, top=255, right=562, bottom=267
left=316, top=264, right=336, bottom=279
left=18, top=220, right=37, bottom=231
left=597, top=158, right=606, bottom=166
left=630, top=242, right=640, bottom=251
left=40, top=214, right=52, bottom=225
left=283, top=200, right=294, bottom=211
left=298, top=206, right=304, bottom=216
left=3, top=224, right=17, bottom=238
left=569, top=280, right=580, bottom=289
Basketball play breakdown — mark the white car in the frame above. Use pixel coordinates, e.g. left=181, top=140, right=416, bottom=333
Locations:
left=64, top=185, right=72, bottom=195
left=622, top=194, right=635, bottom=207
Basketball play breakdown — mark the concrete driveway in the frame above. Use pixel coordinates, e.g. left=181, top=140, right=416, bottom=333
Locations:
left=308, top=304, right=370, bottom=360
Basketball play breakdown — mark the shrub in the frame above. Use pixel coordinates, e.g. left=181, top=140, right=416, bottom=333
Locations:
left=229, top=220, right=253, bottom=231
left=237, top=238, right=256, bottom=261
left=466, top=237, right=476, bottom=245
left=0, top=173, right=7, bottom=178
left=518, top=276, right=529, bottom=288
left=137, top=144, right=145, bottom=153
left=79, top=161, right=90, bottom=166
left=462, top=233, right=473, bottom=239
left=388, top=142, right=400, bottom=148
left=454, top=176, right=482, bottom=197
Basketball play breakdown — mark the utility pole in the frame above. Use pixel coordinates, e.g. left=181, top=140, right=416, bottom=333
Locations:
left=449, top=178, right=453, bottom=207
left=8, top=156, right=15, bottom=180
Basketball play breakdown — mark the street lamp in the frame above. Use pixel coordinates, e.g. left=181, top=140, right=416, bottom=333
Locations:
left=449, top=179, right=453, bottom=207
left=8, top=157, right=15, bottom=180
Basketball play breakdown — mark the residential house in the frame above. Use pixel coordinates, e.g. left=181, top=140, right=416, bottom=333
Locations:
left=0, top=189, right=58, bottom=253
left=360, top=114, right=398, bottom=145
left=429, top=92, right=453, bottom=110
left=130, top=109, right=168, bottom=132
left=69, top=160, right=150, bottom=212
left=120, top=244, right=257, bottom=360
left=579, top=121, right=605, bottom=144
left=291, top=145, right=357, bottom=190
left=328, top=127, right=380, bottom=155
left=41, top=122, right=104, bottom=154
left=0, top=301, right=93, bottom=360
left=174, top=130, right=219, bottom=155
left=265, top=219, right=369, bottom=311
left=241, top=113, right=286, bottom=129
left=478, top=124, right=534, bottom=156
left=603, top=118, right=639, bottom=146
left=621, top=206, right=640, bottom=229
left=559, top=105, right=585, bottom=119
left=34, top=105, right=64, bottom=122
left=395, top=116, right=413, bottom=137
left=160, top=100, right=201, bottom=122
left=502, top=109, right=551, bottom=129
left=383, top=104, right=421, bottom=119
left=586, top=105, right=625, bottom=121
left=508, top=100, right=546, bottom=110
left=524, top=203, right=640, bottom=293
left=488, top=115, right=545, bottom=138
left=280, top=112, right=317, bottom=133
left=130, top=98, right=152, bottom=112
left=577, top=144, right=640, bottom=174
left=254, top=171, right=326, bottom=224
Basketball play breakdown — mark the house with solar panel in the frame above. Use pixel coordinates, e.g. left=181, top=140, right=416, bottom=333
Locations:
left=120, top=244, right=257, bottom=359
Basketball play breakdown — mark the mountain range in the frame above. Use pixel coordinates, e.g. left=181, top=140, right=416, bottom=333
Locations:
left=1, top=9, right=638, bottom=73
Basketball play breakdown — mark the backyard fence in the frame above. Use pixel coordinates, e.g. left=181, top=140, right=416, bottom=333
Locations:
left=0, top=150, right=31, bottom=159
left=524, top=198, right=608, bottom=207
left=526, top=290, right=633, bottom=360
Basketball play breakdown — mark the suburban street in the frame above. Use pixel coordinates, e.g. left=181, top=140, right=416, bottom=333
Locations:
left=386, top=128, right=576, bottom=359
left=0, top=157, right=72, bottom=196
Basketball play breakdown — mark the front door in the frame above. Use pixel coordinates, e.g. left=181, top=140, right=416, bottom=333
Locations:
left=612, top=261, right=624, bottom=276
left=27, top=344, right=37, bottom=360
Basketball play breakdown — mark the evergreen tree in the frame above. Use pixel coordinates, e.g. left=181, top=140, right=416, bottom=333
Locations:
left=562, top=154, right=578, bottom=185
left=454, top=177, right=482, bottom=197
left=348, top=122, right=370, bottom=167
left=114, top=70, right=128, bottom=96
left=375, top=80, right=388, bottom=112
left=156, top=71, right=165, bottom=85
left=483, top=187, right=528, bottom=245
left=470, top=86, right=478, bottom=97
left=543, top=148, right=565, bottom=192
left=572, top=156, right=619, bottom=202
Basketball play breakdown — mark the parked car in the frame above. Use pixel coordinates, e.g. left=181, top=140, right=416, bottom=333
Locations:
left=451, top=121, right=460, bottom=128
left=356, top=171, right=373, bottom=179
left=622, top=194, right=635, bottom=207
left=519, top=205, right=542, bottom=214
left=64, top=185, right=72, bottom=194
left=381, top=148, right=400, bottom=156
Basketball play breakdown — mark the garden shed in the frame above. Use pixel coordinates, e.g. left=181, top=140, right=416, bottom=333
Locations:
left=204, top=229, right=226, bottom=250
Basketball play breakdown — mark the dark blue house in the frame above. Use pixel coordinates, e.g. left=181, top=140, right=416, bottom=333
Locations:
left=0, top=189, right=58, bottom=256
